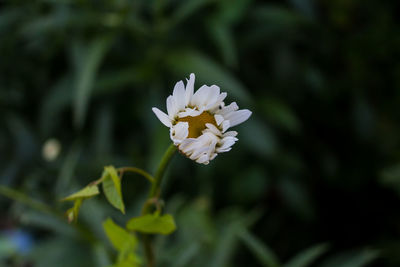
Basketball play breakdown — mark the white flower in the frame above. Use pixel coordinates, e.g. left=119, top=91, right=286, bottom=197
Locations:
left=152, top=73, right=252, bottom=165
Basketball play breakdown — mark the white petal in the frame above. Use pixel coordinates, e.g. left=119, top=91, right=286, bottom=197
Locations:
left=180, top=138, right=201, bottom=153
left=191, top=85, right=219, bottom=108
left=218, top=102, right=239, bottom=116
left=217, top=92, right=227, bottom=103
left=204, top=85, right=220, bottom=110
left=226, top=109, right=252, bottom=127
left=170, top=122, right=188, bottom=144
left=191, top=85, right=209, bottom=107
left=152, top=107, right=172, bottom=127
left=190, top=146, right=208, bottom=160
left=166, top=95, right=178, bottom=119
left=223, top=131, right=238, bottom=137
left=222, top=120, right=230, bottom=133
left=178, top=108, right=203, bottom=118
left=214, top=114, right=224, bottom=126
left=173, top=81, right=186, bottom=111
left=185, top=73, right=195, bottom=106
left=219, top=136, right=237, bottom=150
left=217, top=147, right=232, bottom=153
left=205, top=123, right=221, bottom=136
left=196, top=154, right=209, bottom=164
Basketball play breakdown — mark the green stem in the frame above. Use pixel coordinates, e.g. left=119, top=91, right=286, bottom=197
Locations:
left=118, top=167, right=155, bottom=183
left=142, top=143, right=177, bottom=267
left=148, top=143, right=177, bottom=200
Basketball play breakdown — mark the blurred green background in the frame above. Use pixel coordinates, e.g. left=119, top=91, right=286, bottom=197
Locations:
left=1, top=0, right=400, bottom=266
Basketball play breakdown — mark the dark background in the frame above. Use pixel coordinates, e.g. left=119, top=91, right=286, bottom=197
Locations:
left=1, top=0, right=400, bottom=266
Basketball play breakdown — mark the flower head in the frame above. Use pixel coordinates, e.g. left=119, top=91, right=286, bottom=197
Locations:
left=152, top=73, right=252, bottom=164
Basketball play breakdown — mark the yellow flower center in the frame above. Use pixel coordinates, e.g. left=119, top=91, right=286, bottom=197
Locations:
left=178, top=111, right=217, bottom=138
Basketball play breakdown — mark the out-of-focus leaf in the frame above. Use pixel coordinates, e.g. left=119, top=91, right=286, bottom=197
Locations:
left=170, top=0, right=211, bottom=26
left=92, top=243, right=111, bottom=267
left=102, top=166, right=125, bottom=214
left=285, top=243, right=329, bottom=267
left=217, top=0, right=253, bottom=24
left=166, top=50, right=251, bottom=104
left=73, top=37, right=112, bottom=129
left=279, top=177, right=314, bottom=220
left=29, top=237, right=93, bottom=267
left=238, top=229, right=280, bottom=267
left=103, top=218, right=137, bottom=252
left=252, top=5, right=307, bottom=27
left=113, top=253, right=141, bottom=267
left=19, top=210, right=78, bottom=239
left=174, top=243, right=201, bottom=267
left=61, top=185, right=99, bottom=202
left=320, top=249, right=379, bottom=267
left=126, top=213, right=176, bottom=235
left=211, top=209, right=262, bottom=267
left=208, top=21, right=237, bottom=67
left=380, top=164, right=400, bottom=196
left=259, top=98, right=301, bottom=133
left=55, top=142, right=81, bottom=197
left=39, top=76, right=73, bottom=135
left=240, top=117, right=277, bottom=157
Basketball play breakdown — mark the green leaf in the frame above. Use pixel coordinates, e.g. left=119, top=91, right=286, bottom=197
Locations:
left=238, top=229, right=280, bottom=267
left=126, top=213, right=176, bottom=235
left=103, top=218, right=137, bottom=252
left=320, top=249, right=379, bottom=267
left=169, top=0, right=211, bottom=26
left=61, top=185, right=99, bottom=202
left=73, top=37, right=112, bottom=129
left=65, top=199, right=82, bottom=223
left=285, top=243, right=329, bottom=267
left=102, top=166, right=125, bottom=214
left=166, top=50, right=251, bottom=105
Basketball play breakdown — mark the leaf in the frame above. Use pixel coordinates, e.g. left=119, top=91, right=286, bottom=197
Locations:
left=238, top=229, right=280, bottom=267
left=112, top=253, right=141, bottom=267
left=208, top=21, right=237, bottom=67
left=285, top=243, right=329, bottom=267
left=166, top=50, right=251, bottom=105
left=65, top=198, right=82, bottom=223
left=73, top=37, right=112, bottom=129
left=102, top=166, right=125, bottom=214
left=103, top=218, right=138, bottom=252
left=126, top=213, right=176, bottom=235
left=320, top=249, right=379, bottom=267
left=61, top=185, right=99, bottom=202
left=170, top=0, right=211, bottom=26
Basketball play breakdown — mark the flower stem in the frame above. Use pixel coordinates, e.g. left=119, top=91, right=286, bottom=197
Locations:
left=142, top=143, right=177, bottom=267
left=148, top=143, right=177, bottom=201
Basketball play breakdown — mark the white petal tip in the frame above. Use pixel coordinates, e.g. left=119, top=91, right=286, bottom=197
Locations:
left=152, top=107, right=172, bottom=127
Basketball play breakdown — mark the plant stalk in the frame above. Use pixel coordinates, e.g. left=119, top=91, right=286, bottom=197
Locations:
left=142, top=143, right=177, bottom=267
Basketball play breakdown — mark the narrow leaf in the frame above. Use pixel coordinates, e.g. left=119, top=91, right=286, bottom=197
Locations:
left=103, top=218, right=137, bottom=252
left=238, top=229, right=280, bottom=267
left=320, top=249, right=379, bottom=267
left=61, top=185, right=99, bottom=202
left=166, top=50, right=251, bottom=104
left=73, top=37, right=112, bottom=128
left=285, top=243, right=329, bottom=267
left=126, top=213, right=176, bottom=235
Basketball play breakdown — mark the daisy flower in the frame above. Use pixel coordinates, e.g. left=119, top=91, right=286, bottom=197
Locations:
left=152, top=73, right=252, bottom=165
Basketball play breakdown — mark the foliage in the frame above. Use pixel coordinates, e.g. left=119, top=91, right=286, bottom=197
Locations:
left=1, top=0, right=400, bottom=266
